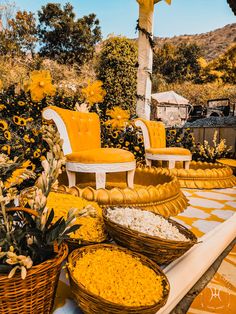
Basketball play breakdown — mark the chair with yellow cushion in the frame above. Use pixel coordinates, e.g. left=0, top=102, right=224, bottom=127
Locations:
left=135, top=119, right=192, bottom=169
left=43, top=106, right=136, bottom=189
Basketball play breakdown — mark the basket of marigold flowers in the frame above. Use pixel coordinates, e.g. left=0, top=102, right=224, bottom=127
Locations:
left=0, top=125, right=84, bottom=314
left=46, top=191, right=108, bottom=251
left=67, top=244, right=170, bottom=314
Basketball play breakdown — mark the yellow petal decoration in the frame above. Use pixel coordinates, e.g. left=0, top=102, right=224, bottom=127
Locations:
left=81, top=80, right=106, bottom=105
left=105, top=106, right=130, bottom=129
left=25, top=70, right=56, bottom=102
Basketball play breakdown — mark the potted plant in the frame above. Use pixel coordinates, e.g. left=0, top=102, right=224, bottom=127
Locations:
left=0, top=125, right=81, bottom=314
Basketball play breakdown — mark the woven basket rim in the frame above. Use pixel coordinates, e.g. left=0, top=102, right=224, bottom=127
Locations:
left=103, top=206, right=198, bottom=245
left=0, top=242, right=68, bottom=281
left=68, top=243, right=170, bottom=311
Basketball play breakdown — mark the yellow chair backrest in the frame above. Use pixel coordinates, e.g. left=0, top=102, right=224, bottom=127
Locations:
left=45, top=106, right=101, bottom=152
left=138, top=119, right=166, bottom=148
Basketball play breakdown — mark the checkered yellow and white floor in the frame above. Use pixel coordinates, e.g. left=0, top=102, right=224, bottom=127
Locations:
left=53, top=187, right=236, bottom=314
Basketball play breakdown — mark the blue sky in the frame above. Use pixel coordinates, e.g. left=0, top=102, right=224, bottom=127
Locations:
left=14, top=0, right=235, bottom=39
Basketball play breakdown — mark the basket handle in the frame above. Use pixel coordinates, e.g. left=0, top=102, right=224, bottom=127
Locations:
left=6, top=207, right=39, bottom=217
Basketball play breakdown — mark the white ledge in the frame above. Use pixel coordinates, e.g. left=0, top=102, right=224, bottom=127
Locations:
left=158, top=213, right=236, bottom=314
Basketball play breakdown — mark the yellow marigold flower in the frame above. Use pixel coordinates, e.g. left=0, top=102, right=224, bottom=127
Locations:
left=70, top=248, right=164, bottom=307
left=105, top=107, right=130, bottom=129
left=0, top=120, right=8, bottom=131
left=81, top=80, right=106, bottom=105
left=47, top=192, right=106, bottom=242
left=25, top=70, right=56, bottom=102
left=4, top=130, right=11, bottom=140
left=0, top=104, right=6, bottom=111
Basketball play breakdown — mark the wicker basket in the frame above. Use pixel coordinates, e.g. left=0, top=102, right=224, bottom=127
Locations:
left=0, top=207, right=68, bottom=314
left=68, top=244, right=170, bottom=314
left=103, top=207, right=198, bottom=265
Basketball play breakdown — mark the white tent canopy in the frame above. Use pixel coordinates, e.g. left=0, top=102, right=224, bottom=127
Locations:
left=152, top=91, right=190, bottom=105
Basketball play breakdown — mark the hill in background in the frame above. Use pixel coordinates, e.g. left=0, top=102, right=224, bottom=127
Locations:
left=154, top=23, right=236, bottom=60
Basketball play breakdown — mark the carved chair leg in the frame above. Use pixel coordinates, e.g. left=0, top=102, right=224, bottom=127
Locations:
left=127, top=169, right=135, bottom=189
left=146, top=158, right=152, bottom=167
left=66, top=170, right=76, bottom=187
left=95, top=172, right=106, bottom=189
left=184, top=161, right=190, bottom=169
left=168, top=160, right=175, bottom=169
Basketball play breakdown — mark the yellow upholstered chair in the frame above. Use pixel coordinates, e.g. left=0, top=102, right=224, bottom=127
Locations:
left=43, top=106, right=136, bottom=189
left=135, top=119, right=192, bottom=169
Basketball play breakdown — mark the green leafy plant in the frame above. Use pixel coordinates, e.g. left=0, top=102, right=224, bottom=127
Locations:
left=0, top=125, right=81, bottom=279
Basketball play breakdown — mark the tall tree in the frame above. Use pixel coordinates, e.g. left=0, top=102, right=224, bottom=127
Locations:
left=37, top=3, right=101, bottom=66
left=8, top=11, right=37, bottom=56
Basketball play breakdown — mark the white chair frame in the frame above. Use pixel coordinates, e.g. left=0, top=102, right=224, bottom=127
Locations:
left=135, top=119, right=192, bottom=169
left=43, top=108, right=136, bottom=189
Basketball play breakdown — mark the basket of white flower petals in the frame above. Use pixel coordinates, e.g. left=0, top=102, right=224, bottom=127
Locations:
left=103, top=206, right=197, bottom=265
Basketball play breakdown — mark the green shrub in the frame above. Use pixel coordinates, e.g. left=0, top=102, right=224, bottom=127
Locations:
left=97, top=37, right=138, bottom=117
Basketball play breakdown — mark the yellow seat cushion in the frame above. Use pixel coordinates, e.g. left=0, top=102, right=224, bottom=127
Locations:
left=146, top=147, right=191, bottom=156
left=66, top=148, right=135, bottom=164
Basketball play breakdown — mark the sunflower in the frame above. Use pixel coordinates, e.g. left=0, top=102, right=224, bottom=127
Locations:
left=33, top=149, right=41, bottom=158
left=81, top=80, right=106, bottom=105
left=4, top=160, right=33, bottom=189
left=0, top=104, right=6, bottom=111
left=105, top=107, right=130, bottom=129
left=13, top=116, right=27, bottom=126
left=1, top=145, right=10, bottom=155
left=24, top=134, right=33, bottom=143
left=18, top=101, right=26, bottom=106
left=170, top=129, right=177, bottom=135
left=0, top=120, right=8, bottom=131
left=25, top=70, right=56, bottom=102
left=4, top=130, right=11, bottom=140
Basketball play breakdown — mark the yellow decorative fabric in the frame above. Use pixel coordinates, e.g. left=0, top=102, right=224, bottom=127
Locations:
left=146, top=147, right=191, bottom=156
left=66, top=148, right=135, bottom=164
left=44, top=106, right=101, bottom=152
left=138, top=119, right=166, bottom=148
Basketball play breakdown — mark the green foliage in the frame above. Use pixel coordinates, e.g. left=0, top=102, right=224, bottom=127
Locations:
left=37, top=3, right=101, bottom=66
left=97, top=37, right=138, bottom=117
left=0, top=10, right=37, bottom=57
left=153, top=43, right=201, bottom=84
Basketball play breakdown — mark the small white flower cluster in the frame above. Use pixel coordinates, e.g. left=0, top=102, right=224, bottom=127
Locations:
left=107, top=207, right=189, bottom=242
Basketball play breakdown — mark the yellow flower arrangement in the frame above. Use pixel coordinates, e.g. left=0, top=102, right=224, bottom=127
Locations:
left=13, top=116, right=27, bottom=126
left=105, top=106, right=130, bottom=129
left=47, top=192, right=106, bottom=242
left=25, top=70, right=56, bottom=102
left=81, top=80, right=106, bottom=105
left=33, top=149, right=41, bottom=158
left=0, top=120, right=8, bottom=131
left=70, top=248, right=164, bottom=306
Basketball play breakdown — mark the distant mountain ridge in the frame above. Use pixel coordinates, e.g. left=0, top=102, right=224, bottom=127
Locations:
left=154, top=23, right=236, bottom=60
